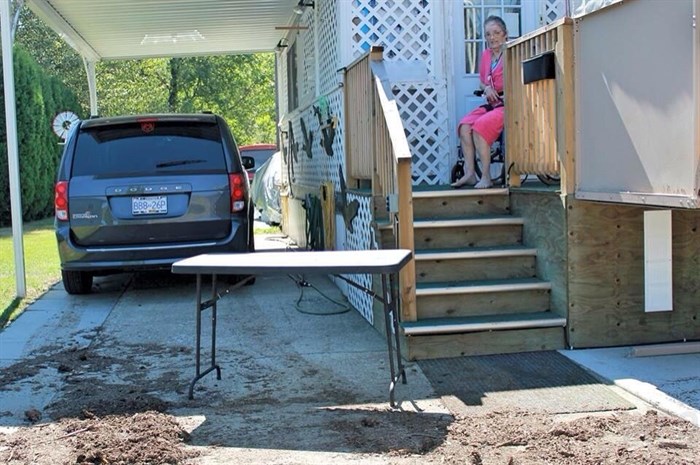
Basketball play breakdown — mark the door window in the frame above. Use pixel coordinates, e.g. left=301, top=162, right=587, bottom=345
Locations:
left=462, top=0, right=522, bottom=75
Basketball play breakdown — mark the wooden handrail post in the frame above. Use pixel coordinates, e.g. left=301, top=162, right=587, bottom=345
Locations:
left=397, top=159, right=417, bottom=322
left=555, top=21, right=575, bottom=195
left=370, top=45, right=384, bottom=62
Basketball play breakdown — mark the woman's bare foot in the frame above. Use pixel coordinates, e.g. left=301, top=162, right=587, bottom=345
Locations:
left=451, top=172, right=477, bottom=188
left=474, top=177, right=493, bottom=189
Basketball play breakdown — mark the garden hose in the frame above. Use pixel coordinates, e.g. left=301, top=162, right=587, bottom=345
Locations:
left=287, top=274, right=351, bottom=315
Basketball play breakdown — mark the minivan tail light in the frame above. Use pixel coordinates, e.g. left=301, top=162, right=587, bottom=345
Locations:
left=228, top=173, right=246, bottom=213
left=55, top=181, right=69, bottom=220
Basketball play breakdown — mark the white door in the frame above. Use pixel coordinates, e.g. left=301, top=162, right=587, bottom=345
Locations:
left=450, top=0, right=539, bottom=137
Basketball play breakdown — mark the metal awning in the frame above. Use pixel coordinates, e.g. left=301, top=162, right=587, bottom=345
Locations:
left=27, top=0, right=300, bottom=61
left=4, top=0, right=303, bottom=298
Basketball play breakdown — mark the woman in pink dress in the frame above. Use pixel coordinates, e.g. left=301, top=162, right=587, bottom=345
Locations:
left=451, top=16, right=507, bottom=189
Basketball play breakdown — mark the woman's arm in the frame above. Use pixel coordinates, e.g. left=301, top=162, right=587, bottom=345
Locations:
left=479, top=49, right=494, bottom=100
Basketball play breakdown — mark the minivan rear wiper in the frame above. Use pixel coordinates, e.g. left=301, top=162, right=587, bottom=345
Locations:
left=156, top=159, right=206, bottom=168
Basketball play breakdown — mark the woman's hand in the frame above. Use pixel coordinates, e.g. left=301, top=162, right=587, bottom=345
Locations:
left=483, top=85, right=496, bottom=104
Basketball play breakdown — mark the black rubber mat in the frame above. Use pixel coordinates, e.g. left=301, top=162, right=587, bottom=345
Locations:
left=418, top=351, right=635, bottom=414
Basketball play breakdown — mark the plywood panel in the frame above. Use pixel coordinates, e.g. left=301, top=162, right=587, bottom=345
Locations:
left=416, top=255, right=536, bottom=283
left=510, top=190, right=568, bottom=317
left=671, top=210, right=700, bottom=315
left=406, top=327, right=565, bottom=359
left=412, top=194, right=510, bottom=219
left=413, top=224, right=522, bottom=249
left=416, top=289, right=550, bottom=319
left=567, top=200, right=700, bottom=347
left=575, top=0, right=698, bottom=205
left=280, top=194, right=308, bottom=249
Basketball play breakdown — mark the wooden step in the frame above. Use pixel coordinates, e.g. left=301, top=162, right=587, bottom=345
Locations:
left=416, top=278, right=551, bottom=319
left=415, top=246, right=537, bottom=282
left=404, top=326, right=566, bottom=359
left=410, top=216, right=524, bottom=249
left=412, top=187, right=510, bottom=218
left=401, top=311, right=565, bottom=336
left=378, top=216, right=524, bottom=249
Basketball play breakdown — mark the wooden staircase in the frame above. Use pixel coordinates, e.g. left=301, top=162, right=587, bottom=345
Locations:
left=381, top=187, right=566, bottom=360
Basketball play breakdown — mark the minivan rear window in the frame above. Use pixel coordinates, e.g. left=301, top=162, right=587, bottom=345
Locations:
left=72, top=121, right=227, bottom=177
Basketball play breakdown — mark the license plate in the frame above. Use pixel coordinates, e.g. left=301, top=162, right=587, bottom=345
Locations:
left=132, top=196, right=167, bottom=215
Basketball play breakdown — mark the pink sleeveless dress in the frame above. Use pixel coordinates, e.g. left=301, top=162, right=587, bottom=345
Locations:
left=457, top=48, right=505, bottom=146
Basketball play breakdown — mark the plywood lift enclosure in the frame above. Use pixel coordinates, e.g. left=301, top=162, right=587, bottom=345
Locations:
left=574, top=0, right=699, bottom=209
left=573, top=0, right=699, bottom=313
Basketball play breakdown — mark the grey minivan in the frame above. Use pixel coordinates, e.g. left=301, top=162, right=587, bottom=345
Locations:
left=55, top=113, right=255, bottom=294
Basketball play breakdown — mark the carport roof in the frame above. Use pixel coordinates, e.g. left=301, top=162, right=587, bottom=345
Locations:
left=27, top=0, right=300, bottom=61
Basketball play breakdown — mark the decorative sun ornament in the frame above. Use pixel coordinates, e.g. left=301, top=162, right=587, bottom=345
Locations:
left=51, top=110, right=80, bottom=140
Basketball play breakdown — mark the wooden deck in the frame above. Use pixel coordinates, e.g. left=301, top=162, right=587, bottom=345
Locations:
left=510, top=186, right=700, bottom=348
left=375, top=182, right=700, bottom=358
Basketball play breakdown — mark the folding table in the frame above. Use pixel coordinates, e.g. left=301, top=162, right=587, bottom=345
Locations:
left=171, top=249, right=413, bottom=407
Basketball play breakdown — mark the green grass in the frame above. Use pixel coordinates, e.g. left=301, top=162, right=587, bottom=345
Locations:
left=0, top=218, right=60, bottom=327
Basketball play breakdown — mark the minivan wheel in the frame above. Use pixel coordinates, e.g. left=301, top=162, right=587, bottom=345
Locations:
left=62, top=270, right=94, bottom=295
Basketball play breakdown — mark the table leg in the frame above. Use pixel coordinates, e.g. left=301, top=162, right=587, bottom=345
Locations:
left=389, top=272, right=407, bottom=385
left=188, top=273, right=222, bottom=399
left=382, top=273, right=406, bottom=407
left=210, top=274, right=221, bottom=380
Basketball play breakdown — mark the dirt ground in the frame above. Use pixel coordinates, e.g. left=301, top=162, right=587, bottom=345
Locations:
left=1, top=345, right=699, bottom=465
left=1, top=403, right=699, bottom=464
left=1, top=273, right=699, bottom=464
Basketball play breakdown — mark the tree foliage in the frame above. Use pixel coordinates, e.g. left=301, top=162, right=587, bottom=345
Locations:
left=0, top=46, right=82, bottom=226
left=165, top=54, right=277, bottom=144
left=13, top=4, right=89, bottom=114
left=14, top=5, right=277, bottom=145
left=96, top=59, right=172, bottom=116
left=3, top=4, right=277, bottom=226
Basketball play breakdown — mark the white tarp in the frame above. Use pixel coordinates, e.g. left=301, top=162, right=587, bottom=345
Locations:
left=250, top=151, right=282, bottom=225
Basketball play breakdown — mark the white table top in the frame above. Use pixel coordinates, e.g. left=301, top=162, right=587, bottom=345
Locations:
left=171, top=249, right=413, bottom=275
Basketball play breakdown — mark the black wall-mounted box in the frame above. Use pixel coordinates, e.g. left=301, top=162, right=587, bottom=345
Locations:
left=522, top=51, right=556, bottom=84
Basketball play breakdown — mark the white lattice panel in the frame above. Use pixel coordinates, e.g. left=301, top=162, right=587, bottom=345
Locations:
left=283, top=88, right=345, bottom=192
left=298, top=9, right=317, bottom=108
left=317, top=0, right=341, bottom=95
left=541, top=0, right=567, bottom=24
left=342, top=192, right=376, bottom=324
left=276, top=54, right=288, bottom=119
left=351, top=0, right=433, bottom=73
left=393, top=81, right=451, bottom=185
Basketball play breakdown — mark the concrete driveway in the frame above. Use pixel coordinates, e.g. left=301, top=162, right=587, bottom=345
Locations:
left=1, top=234, right=698, bottom=464
left=0, top=235, right=451, bottom=463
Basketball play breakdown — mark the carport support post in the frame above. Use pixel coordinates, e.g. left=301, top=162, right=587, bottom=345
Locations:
left=83, top=58, right=98, bottom=116
left=1, top=0, right=26, bottom=298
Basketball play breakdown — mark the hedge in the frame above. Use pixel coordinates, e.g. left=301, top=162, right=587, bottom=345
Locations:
left=0, top=45, right=82, bottom=227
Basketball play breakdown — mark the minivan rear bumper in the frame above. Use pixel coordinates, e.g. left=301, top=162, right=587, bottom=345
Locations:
left=56, top=219, right=251, bottom=272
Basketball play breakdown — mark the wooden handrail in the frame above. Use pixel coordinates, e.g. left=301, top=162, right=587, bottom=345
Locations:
left=344, top=47, right=417, bottom=322
left=505, top=18, right=575, bottom=193
left=369, top=49, right=417, bottom=323
left=344, top=53, right=374, bottom=181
